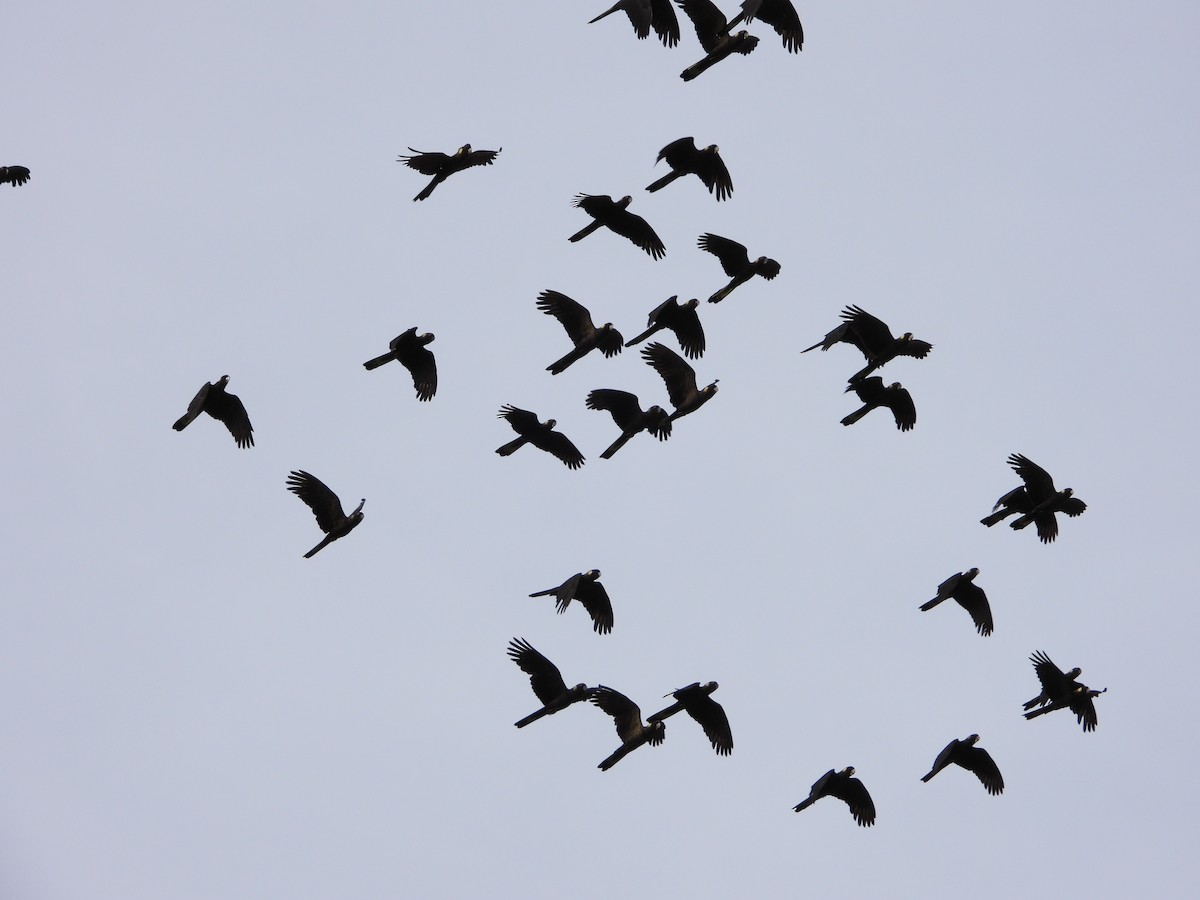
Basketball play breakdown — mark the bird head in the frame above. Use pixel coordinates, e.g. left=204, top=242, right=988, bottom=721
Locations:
left=705, top=380, right=719, bottom=396
left=1067, top=667, right=1082, bottom=679
left=841, top=766, right=856, bottom=777
left=218, top=375, right=230, bottom=386
left=966, top=734, right=980, bottom=745
left=545, top=419, right=557, bottom=429
left=421, top=332, right=435, bottom=344
left=706, top=145, right=719, bottom=153
left=618, top=195, right=632, bottom=207
left=352, top=499, right=366, bottom=515
left=684, top=298, right=699, bottom=309
left=586, top=569, right=601, bottom=579
left=457, top=144, right=471, bottom=155
left=967, top=567, right=980, bottom=578
left=1063, top=488, right=1074, bottom=497
left=901, top=332, right=914, bottom=342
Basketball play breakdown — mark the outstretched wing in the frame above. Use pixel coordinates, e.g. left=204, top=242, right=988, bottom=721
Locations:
left=497, top=405, right=542, bottom=436
left=958, top=746, right=1005, bottom=795
left=173, top=381, right=212, bottom=432
left=506, top=638, right=569, bottom=705
left=609, top=208, right=666, bottom=259
left=698, top=232, right=750, bottom=276
left=586, top=389, right=646, bottom=431
left=677, top=0, right=729, bottom=51
left=575, top=578, right=614, bottom=634
left=206, top=389, right=254, bottom=448
left=398, top=149, right=452, bottom=175
left=286, top=471, right=347, bottom=534
left=1009, top=453, right=1056, bottom=501
left=827, top=775, right=876, bottom=827
left=641, top=342, right=699, bottom=408
left=537, top=290, right=597, bottom=343
left=591, top=686, right=645, bottom=742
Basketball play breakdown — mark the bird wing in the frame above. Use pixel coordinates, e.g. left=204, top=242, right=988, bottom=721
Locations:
left=922, top=739, right=958, bottom=781
left=683, top=693, right=733, bottom=755
left=657, top=136, right=697, bottom=166
left=506, top=638, right=570, bottom=704
left=173, top=381, right=212, bottom=431
left=648, top=0, right=681, bottom=46
left=575, top=578, right=614, bottom=634
left=1009, top=453, right=1056, bottom=501
left=677, top=0, right=729, bottom=50
left=697, top=232, right=750, bottom=277
left=740, top=0, right=803, bottom=52
left=398, top=149, right=451, bottom=175
left=461, top=148, right=501, bottom=169
left=607, top=208, right=666, bottom=259
left=668, top=301, right=705, bottom=358
left=205, top=389, right=255, bottom=448
left=1, top=165, right=31, bottom=186
left=1068, top=689, right=1100, bottom=732
left=595, top=326, right=626, bottom=358
left=1030, top=650, right=1071, bottom=700
left=828, top=775, right=876, bottom=827
left=537, top=290, right=597, bottom=343
left=591, top=686, right=645, bottom=742
left=641, top=342, right=699, bottom=408
left=286, top=471, right=348, bottom=534
left=896, top=337, right=933, bottom=360
left=586, top=389, right=645, bottom=431
left=849, top=376, right=886, bottom=404
left=395, top=342, right=437, bottom=402
left=885, top=385, right=917, bottom=431
left=1062, top=496, right=1088, bottom=517
left=573, top=193, right=616, bottom=216
left=697, top=149, right=734, bottom=201
left=841, top=305, right=897, bottom=358
left=959, top=746, right=1005, bottom=794
left=953, top=580, right=993, bottom=636
left=530, top=427, right=586, bottom=470
left=497, top=405, right=542, bottom=436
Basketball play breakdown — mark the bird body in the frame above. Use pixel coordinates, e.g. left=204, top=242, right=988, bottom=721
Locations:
left=397, top=144, right=500, bottom=201
left=793, top=767, right=876, bottom=827
left=507, top=638, right=594, bottom=728
left=647, top=681, right=733, bottom=755
left=841, top=377, right=916, bottom=431
left=363, top=327, right=437, bottom=401
left=569, top=194, right=666, bottom=259
left=640, top=342, right=718, bottom=422
left=625, top=295, right=705, bottom=359
left=920, top=568, right=992, bottom=635
left=697, top=233, right=779, bottom=303
left=286, top=470, right=365, bottom=558
left=496, top=405, right=585, bottom=469
left=920, top=734, right=1004, bottom=795
left=646, top=138, right=733, bottom=201
left=586, top=389, right=672, bottom=459
left=172, top=375, right=254, bottom=448
left=536, top=290, right=624, bottom=374
left=528, top=569, right=613, bottom=634
left=678, top=0, right=759, bottom=81
left=591, top=686, right=666, bottom=770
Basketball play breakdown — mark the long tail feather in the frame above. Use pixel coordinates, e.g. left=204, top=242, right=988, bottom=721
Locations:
left=363, top=352, right=394, bottom=370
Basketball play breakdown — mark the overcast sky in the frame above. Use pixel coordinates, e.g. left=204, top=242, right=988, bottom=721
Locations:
left=3, top=2, right=1199, bottom=898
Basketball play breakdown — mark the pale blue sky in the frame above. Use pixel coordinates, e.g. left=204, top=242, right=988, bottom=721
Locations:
left=3, top=2, right=1198, bottom=898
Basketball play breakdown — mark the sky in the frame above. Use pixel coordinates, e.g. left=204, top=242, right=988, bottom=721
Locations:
left=3, top=2, right=1199, bottom=898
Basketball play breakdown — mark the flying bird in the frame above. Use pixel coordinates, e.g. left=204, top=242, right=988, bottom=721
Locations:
left=802, top=305, right=933, bottom=382
left=677, top=0, right=760, bottom=81
left=648, top=682, right=733, bottom=756
left=589, top=0, right=680, bottom=46
left=640, top=342, right=718, bottom=422
left=920, top=568, right=993, bottom=636
left=920, top=735, right=1004, bottom=795
left=495, top=406, right=586, bottom=470
left=586, top=389, right=672, bottom=459
left=625, top=295, right=705, bottom=359
left=569, top=194, right=666, bottom=259
left=981, top=454, right=1086, bottom=544
left=591, top=686, right=666, bottom=771
left=841, top=377, right=916, bottom=431
left=646, top=138, right=733, bottom=201
left=397, top=144, right=501, bottom=201
left=172, top=375, right=254, bottom=448
left=1023, top=650, right=1103, bottom=732
left=697, top=233, right=780, bottom=303
left=285, top=470, right=365, bottom=558
left=536, top=290, right=624, bottom=375
left=793, top=767, right=876, bottom=827
left=507, top=638, right=594, bottom=728
left=363, top=327, right=437, bottom=401
left=1, top=165, right=31, bottom=186
left=727, top=0, right=804, bottom=52
left=528, top=569, right=613, bottom=634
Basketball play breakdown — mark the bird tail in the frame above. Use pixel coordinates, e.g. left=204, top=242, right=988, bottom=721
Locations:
left=919, top=596, right=946, bottom=612
left=171, top=414, right=194, bottom=432
left=645, top=171, right=683, bottom=193
left=793, top=798, right=815, bottom=813
left=568, top=221, right=602, bottom=243
left=840, top=406, right=871, bottom=427
left=920, top=770, right=937, bottom=783
left=598, top=742, right=636, bottom=772
left=980, top=509, right=1015, bottom=527
left=681, top=55, right=718, bottom=82
left=414, top=177, right=440, bottom=202
left=799, top=340, right=825, bottom=353
left=547, top=346, right=587, bottom=375
left=303, top=534, right=336, bottom=559
left=624, top=326, right=659, bottom=347
left=495, top=436, right=529, bottom=457
left=1010, top=514, right=1034, bottom=531
left=707, top=281, right=736, bottom=303
left=363, top=353, right=394, bottom=370
left=588, top=4, right=621, bottom=24
left=600, top=430, right=638, bottom=460
left=527, top=587, right=557, bottom=598
left=1022, top=694, right=1046, bottom=711
left=514, top=706, right=552, bottom=728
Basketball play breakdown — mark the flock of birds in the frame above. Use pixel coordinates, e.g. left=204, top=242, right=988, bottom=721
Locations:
left=4, top=0, right=1108, bottom=830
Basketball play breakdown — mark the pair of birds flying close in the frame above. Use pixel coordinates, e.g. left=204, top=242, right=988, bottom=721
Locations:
left=1023, top=650, right=1105, bottom=732
left=981, top=454, right=1088, bottom=544
left=803, top=304, right=933, bottom=383
left=678, top=0, right=803, bottom=81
